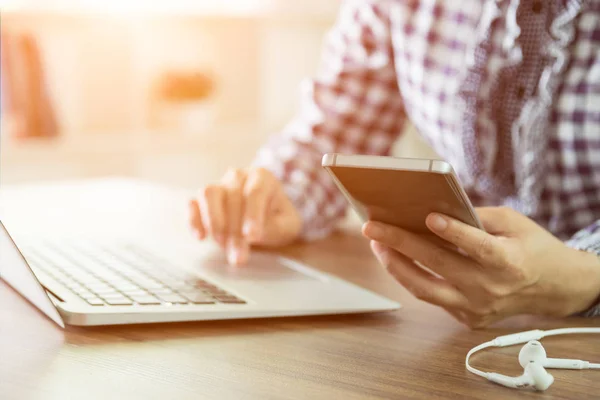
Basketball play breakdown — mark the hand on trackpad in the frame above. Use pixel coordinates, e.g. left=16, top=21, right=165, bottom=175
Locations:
left=197, top=251, right=318, bottom=281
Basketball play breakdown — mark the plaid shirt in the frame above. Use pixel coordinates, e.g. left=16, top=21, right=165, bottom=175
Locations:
left=253, top=0, right=600, bottom=316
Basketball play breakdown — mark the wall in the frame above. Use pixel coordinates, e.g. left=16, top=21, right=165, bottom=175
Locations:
left=1, top=13, right=262, bottom=134
left=1, top=8, right=437, bottom=189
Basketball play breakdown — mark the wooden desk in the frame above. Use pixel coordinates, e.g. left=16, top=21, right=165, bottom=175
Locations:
left=1, top=181, right=599, bottom=400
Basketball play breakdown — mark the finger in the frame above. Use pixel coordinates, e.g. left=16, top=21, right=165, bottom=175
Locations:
left=419, top=233, right=460, bottom=253
left=198, top=185, right=226, bottom=248
left=425, top=213, right=508, bottom=267
left=242, top=168, right=276, bottom=242
left=222, top=169, right=246, bottom=238
left=371, top=241, right=468, bottom=310
left=261, top=211, right=301, bottom=247
left=475, top=207, right=519, bottom=235
left=461, top=310, right=503, bottom=330
left=188, top=199, right=205, bottom=240
left=363, top=221, right=472, bottom=283
left=222, top=168, right=249, bottom=265
left=442, top=307, right=471, bottom=326
left=442, top=307, right=488, bottom=329
left=257, top=189, right=303, bottom=246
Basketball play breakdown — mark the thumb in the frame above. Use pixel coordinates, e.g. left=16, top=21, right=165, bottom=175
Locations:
left=476, top=206, right=527, bottom=235
left=253, top=193, right=302, bottom=247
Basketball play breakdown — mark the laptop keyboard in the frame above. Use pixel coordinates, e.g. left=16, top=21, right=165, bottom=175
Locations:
left=20, top=241, right=246, bottom=307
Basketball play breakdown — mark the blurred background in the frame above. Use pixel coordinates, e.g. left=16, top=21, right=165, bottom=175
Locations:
left=0, top=0, right=435, bottom=191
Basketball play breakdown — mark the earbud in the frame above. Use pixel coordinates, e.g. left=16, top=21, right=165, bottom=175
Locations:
left=487, top=362, right=554, bottom=391
left=519, top=340, right=592, bottom=370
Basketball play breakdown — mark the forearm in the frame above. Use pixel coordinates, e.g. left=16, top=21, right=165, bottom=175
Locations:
left=558, top=250, right=600, bottom=317
left=253, top=1, right=406, bottom=240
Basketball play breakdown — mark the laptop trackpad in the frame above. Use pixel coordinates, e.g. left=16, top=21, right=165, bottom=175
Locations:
left=198, top=251, right=321, bottom=282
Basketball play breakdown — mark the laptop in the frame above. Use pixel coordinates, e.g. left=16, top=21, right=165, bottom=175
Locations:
left=0, top=179, right=400, bottom=327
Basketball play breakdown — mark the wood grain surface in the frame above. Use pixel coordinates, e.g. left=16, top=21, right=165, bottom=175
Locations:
left=1, top=229, right=599, bottom=400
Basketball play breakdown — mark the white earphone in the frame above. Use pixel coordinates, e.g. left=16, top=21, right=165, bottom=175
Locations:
left=466, top=327, right=600, bottom=391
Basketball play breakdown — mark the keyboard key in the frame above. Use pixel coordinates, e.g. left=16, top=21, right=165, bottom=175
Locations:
left=61, top=278, right=78, bottom=286
left=113, top=282, right=139, bottom=292
left=157, top=294, right=188, bottom=304
left=180, top=292, right=215, bottom=304
left=159, top=279, right=190, bottom=288
left=202, top=289, right=231, bottom=298
left=85, top=298, right=105, bottom=306
left=79, top=291, right=97, bottom=300
left=169, top=285, right=197, bottom=294
left=95, top=269, right=114, bottom=277
left=208, top=288, right=230, bottom=295
left=63, top=280, right=79, bottom=288
left=149, top=287, right=173, bottom=295
left=121, top=289, right=149, bottom=296
left=105, top=279, right=130, bottom=287
left=67, top=283, right=85, bottom=293
left=217, top=298, right=246, bottom=304
left=139, top=281, right=164, bottom=290
left=51, top=271, right=71, bottom=283
left=186, top=278, right=213, bottom=287
left=57, top=263, right=80, bottom=272
left=92, top=288, right=119, bottom=295
left=100, top=293, right=130, bottom=300
left=75, top=275, right=103, bottom=285
left=104, top=297, right=134, bottom=306
left=72, top=286, right=92, bottom=295
left=120, top=270, right=146, bottom=279
left=140, top=265, right=175, bottom=276
left=130, top=295, right=161, bottom=305
left=87, top=282, right=112, bottom=290
left=214, top=295, right=246, bottom=304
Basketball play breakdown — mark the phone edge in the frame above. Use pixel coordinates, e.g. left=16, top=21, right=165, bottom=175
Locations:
left=322, top=153, right=435, bottom=172
left=322, top=162, right=369, bottom=222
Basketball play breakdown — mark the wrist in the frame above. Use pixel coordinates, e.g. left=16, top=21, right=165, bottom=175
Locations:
left=561, top=249, right=600, bottom=316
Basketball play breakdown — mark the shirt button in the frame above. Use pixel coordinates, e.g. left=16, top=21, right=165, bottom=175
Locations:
left=532, top=1, right=543, bottom=13
left=516, top=86, right=526, bottom=99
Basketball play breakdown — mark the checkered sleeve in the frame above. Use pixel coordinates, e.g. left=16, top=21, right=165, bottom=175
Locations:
left=566, top=221, right=600, bottom=317
left=252, top=1, right=407, bottom=240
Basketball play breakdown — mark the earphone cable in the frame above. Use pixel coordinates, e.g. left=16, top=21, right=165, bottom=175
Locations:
left=465, top=340, right=494, bottom=379
left=541, top=327, right=600, bottom=338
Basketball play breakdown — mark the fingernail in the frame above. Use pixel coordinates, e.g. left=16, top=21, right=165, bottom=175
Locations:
left=364, top=222, right=384, bottom=239
left=227, top=237, right=249, bottom=265
left=227, top=248, right=239, bottom=265
left=242, top=221, right=260, bottom=240
left=242, top=221, right=253, bottom=236
left=428, top=214, right=448, bottom=232
left=215, top=234, right=226, bottom=248
left=228, top=246, right=248, bottom=266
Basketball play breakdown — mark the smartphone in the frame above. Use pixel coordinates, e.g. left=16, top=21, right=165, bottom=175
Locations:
left=322, top=154, right=483, bottom=234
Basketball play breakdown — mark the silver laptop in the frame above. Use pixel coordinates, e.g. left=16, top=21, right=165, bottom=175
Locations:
left=0, top=179, right=400, bottom=327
